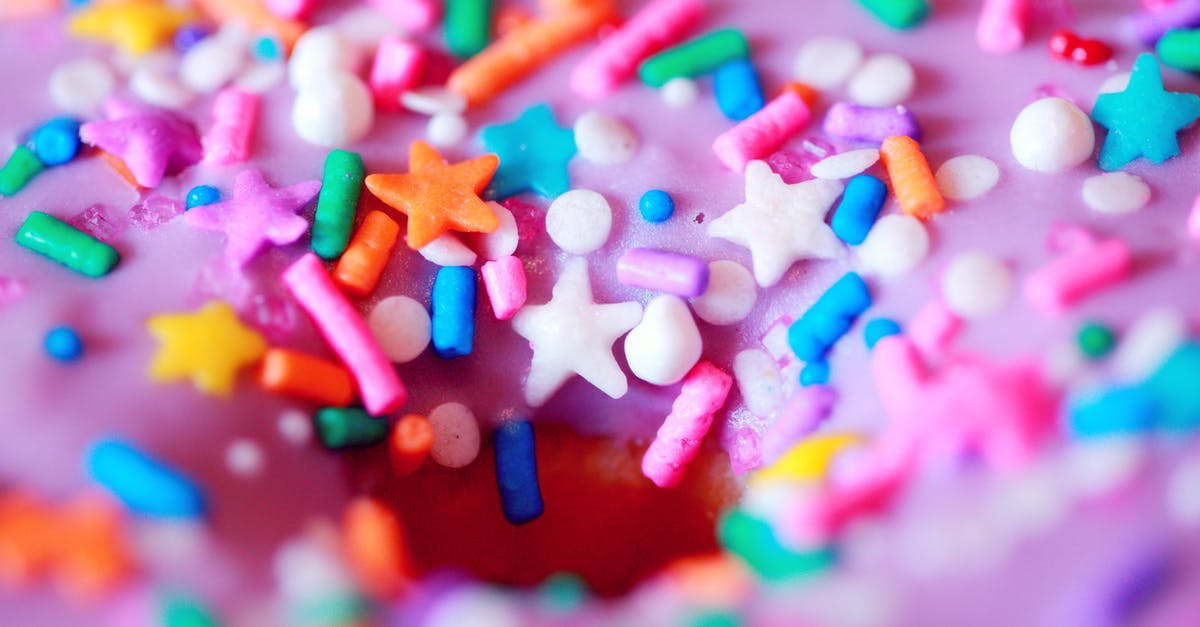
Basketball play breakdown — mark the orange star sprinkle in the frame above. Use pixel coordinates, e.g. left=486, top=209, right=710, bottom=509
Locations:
left=365, top=141, right=500, bottom=250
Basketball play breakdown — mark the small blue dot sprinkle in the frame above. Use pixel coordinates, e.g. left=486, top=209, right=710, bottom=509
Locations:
left=174, top=25, right=210, bottom=54
left=799, top=361, right=830, bottom=386
left=639, top=189, right=675, bottom=223
left=253, top=36, right=282, bottom=61
left=45, top=326, right=84, bottom=362
left=29, top=117, right=82, bottom=167
left=864, top=318, right=902, bottom=350
left=186, top=185, right=221, bottom=210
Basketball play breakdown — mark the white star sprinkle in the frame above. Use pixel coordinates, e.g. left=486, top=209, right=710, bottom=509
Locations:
left=708, top=160, right=845, bottom=287
left=512, top=258, right=643, bottom=406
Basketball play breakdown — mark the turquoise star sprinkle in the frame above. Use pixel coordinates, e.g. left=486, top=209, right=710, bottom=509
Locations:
left=481, top=103, right=576, bottom=199
left=1091, top=53, right=1200, bottom=171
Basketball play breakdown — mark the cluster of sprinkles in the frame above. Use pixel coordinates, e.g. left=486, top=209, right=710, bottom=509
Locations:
left=5, top=0, right=1200, bottom=623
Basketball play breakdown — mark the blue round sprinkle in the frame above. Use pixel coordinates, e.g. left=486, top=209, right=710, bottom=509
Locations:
left=186, top=185, right=221, bottom=210
left=863, top=318, right=902, bottom=350
left=253, top=36, right=282, bottom=61
left=45, top=325, right=84, bottom=362
left=174, top=25, right=210, bottom=53
left=799, top=361, right=830, bottom=386
left=639, top=189, right=675, bottom=223
left=29, top=117, right=82, bottom=167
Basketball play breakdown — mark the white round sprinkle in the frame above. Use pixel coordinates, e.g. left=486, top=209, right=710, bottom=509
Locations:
left=734, top=348, right=784, bottom=418
left=661, top=77, right=699, bottom=108
left=180, top=33, right=248, bottom=94
left=287, top=26, right=359, bottom=90
left=49, top=58, right=116, bottom=114
left=1010, top=97, right=1095, bottom=173
left=400, top=86, right=467, bottom=116
left=847, top=53, right=915, bottom=107
left=690, top=260, right=757, bottom=325
left=235, top=61, right=286, bottom=94
left=368, top=295, right=431, bottom=363
left=793, top=36, right=864, bottom=90
left=1082, top=171, right=1151, bottom=215
left=277, top=409, right=312, bottom=445
left=427, top=402, right=482, bottom=468
left=427, top=112, right=468, bottom=147
left=1168, top=457, right=1200, bottom=526
left=1097, top=71, right=1131, bottom=96
left=935, top=155, right=1000, bottom=201
left=472, top=201, right=518, bottom=260
left=941, top=252, right=1012, bottom=318
left=624, top=295, right=703, bottom=386
left=810, top=148, right=880, bottom=180
left=574, top=111, right=639, bottom=165
left=225, top=438, right=265, bottom=478
left=856, top=214, right=930, bottom=278
left=130, top=67, right=196, bottom=109
left=292, top=72, right=374, bottom=147
left=545, top=189, right=613, bottom=254
left=418, top=232, right=477, bottom=266
left=1112, top=307, right=1187, bottom=382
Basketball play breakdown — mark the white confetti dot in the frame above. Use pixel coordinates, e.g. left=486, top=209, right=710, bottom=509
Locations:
left=545, top=189, right=613, bottom=254
left=574, top=111, right=639, bottom=165
left=427, top=112, right=468, bottom=147
left=368, top=295, right=431, bottom=363
left=847, top=53, right=915, bottom=107
left=428, top=402, right=482, bottom=468
left=225, top=438, right=265, bottom=478
left=941, top=252, right=1012, bottom=318
left=400, top=86, right=467, bottom=116
left=661, top=77, right=699, bottom=108
left=49, top=58, right=116, bottom=114
left=292, top=72, right=374, bottom=147
left=471, top=201, right=518, bottom=260
left=935, top=155, right=1000, bottom=201
left=418, top=232, right=477, bottom=266
left=1010, top=97, right=1094, bottom=173
left=810, top=148, right=880, bottom=180
left=180, top=31, right=248, bottom=94
left=793, top=35, right=864, bottom=90
left=130, top=67, right=195, bottom=109
left=1082, top=171, right=1150, bottom=215
left=690, top=260, right=757, bottom=325
left=277, top=409, right=312, bottom=445
left=1168, top=457, right=1200, bottom=526
left=856, top=214, right=929, bottom=278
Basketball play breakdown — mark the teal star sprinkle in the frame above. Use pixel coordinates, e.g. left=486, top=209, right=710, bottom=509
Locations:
left=1091, top=53, right=1200, bottom=171
left=481, top=103, right=576, bottom=199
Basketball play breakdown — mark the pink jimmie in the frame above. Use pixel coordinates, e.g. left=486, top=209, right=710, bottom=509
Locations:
left=481, top=255, right=527, bottom=320
left=1024, top=236, right=1132, bottom=315
left=642, top=361, right=733, bottom=488
left=265, top=0, right=316, bottom=19
left=976, top=0, right=1031, bottom=54
left=780, top=334, right=1058, bottom=545
left=908, top=298, right=962, bottom=359
left=366, top=0, right=439, bottom=32
left=203, top=88, right=258, bottom=166
left=369, top=36, right=425, bottom=112
left=282, top=254, right=407, bottom=416
left=712, top=90, right=811, bottom=172
left=569, top=0, right=705, bottom=99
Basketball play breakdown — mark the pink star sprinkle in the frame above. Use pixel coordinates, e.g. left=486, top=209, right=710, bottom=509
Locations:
left=79, top=99, right=203, bottom=189
left=185, top=169, right=321, bottom=266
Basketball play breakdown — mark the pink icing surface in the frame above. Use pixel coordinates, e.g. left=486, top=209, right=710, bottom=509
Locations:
left=3, top=0, right=1200, bottom=624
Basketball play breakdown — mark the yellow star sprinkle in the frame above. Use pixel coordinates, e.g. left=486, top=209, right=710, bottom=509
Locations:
left=69, top=0, right=196, bottom=56
left=147, top=301, right=267, bottom=397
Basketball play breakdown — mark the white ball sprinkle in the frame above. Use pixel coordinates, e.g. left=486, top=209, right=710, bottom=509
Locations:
left=1097, top=71, right=1131, bottom=96
left=1010, top=97, right=1095, bottom=173
left=1167, top=457, right=1200, bottom=527
left=277, top=409, right=313, bottom=445
left=427, top=402, right=482, bottom=469
left=624, top=295, right=703, bottom=386
left=661, top=77, right=699, bottom=108
left=793, top=35, right=864, bottom=90
left=287, top=26, right=359, bottom=90
left=225, top=438, right=265, bottom=478
left=49, top=58, right=116, bottom=115
left=400, top=86, right=467, bottom=116
left=545, top=188, right=613, bottom=254
left=847, top=53, right=915, bottom=107
left=1082, top=171, right=1151, bottom=215
left=941, top=252, right=1012, bottom=318
left=292, top=72, right=374, bottom=147
left=935, top=155, right=1000, bottom=201
left=427, top=112, right=468, bottom=147
left=574, top=110, right=639, bottom=165
left=856, top=214, right=930, bottom=278
left=810, top=148, right=880, bottom=180
left=368, top=295, right=432, bottom=363
left=690, top=260, right=757, bottom=325
left=418, top=232, right=477, bottom=266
